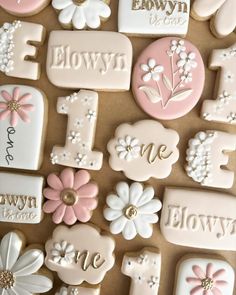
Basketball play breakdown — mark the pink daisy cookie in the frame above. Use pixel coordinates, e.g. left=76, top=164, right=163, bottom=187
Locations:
left=43, top=168, right=98, bottom=225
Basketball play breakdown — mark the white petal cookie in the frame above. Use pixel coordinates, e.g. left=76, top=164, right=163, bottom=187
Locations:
left=52, top=0, right=111, bottom=30
left=0, top=231, right=53, bottom=294
left=191, top=0, right=236, bottom=38
left=185, top=131, right=236, bottom=188
left=104, top=182, right=162, bottom=240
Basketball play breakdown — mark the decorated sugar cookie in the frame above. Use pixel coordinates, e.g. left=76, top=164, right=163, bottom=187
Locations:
left=0, top=21, right=45, bottom=80
left=0, top=0, right=50, bottom=16
left=56, top=286, right=100, bottom=295
left=118, top=0, right=190, bottom=37
left=104, top=182, right=162, bottom=240
left=0, top=231, right=53, bottom=294
left=122, top=248, right=161, bottom=295
left=52, top=0, right=111, bottom=30
left=0, top=85, right=48, bottom=170
left=186, top=131, right=236, bottom=188
left=174, top=256, right=235, bottom=295
left=0, top=172, right=44, bottom=224
left=191, top=0, right=236, bottom=38
left=43, top=168, right=98, bottom=225
left=107, top=120, right=179, bottom=181
left=51, top=90, right=103, bottom=170
left=45, top=224, right=115, bottom=285
left=132, top=37, right=205, bottom=120
left=202, top=43, right=236, bottom=124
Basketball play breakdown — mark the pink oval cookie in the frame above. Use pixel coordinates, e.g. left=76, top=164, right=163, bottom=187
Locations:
left=0, top=0, right=50, bottom=16
left=132, top=37, right=205, bottom=120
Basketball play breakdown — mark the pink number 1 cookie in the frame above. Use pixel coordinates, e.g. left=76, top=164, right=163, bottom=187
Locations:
left=132, top=37, right=205, bottom=120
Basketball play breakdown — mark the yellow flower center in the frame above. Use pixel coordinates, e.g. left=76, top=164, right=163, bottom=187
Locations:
left=7, top=100, right=20, bottom=112
left=61, top=189, right=78, bottom=206
left=73, top=0, right=86, bottom=5
left=201, top=278, right=214, bottom=291
left=125, top=205, right=138, bottom=220
left=0, top=270, right=15, bottom=289
left=126, top=145, right=132, bottom=152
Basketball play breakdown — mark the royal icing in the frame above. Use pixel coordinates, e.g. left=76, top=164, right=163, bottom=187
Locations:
left=202, top=43, right=236, bottom=124
left=46, top=31, right=132, bottom=91
left=0, top=85, right=48, bottom=170
left=0, top=0, right=50, bottom=16
left=118, top=0, right=190, bottom=37
left=52, top=0, right=111, bottom=30
left=104, top=182, right=162, bottom=240
left=107, top=120, right=179, bottom=181
left=132, top=37, right=205, bottom=120
left=45, top=224, right=115, bottom=285
left=122, top=248, right=161, bottom=295
left=186, top=131, right=236, bottom=188
left=43, top=168, right=98, bottom=225
left=51, top=90, right=103, bottom=170
left=0, top=231, right=53, bottom=294
left=160, top=187, right=236, bottom=251
left=56, top=286, right=100, bottom=295
left=191, top=0, right=236, bottom=38
left=0, top=172, right=44, bottom=224
left=175, top=256, right=235, bottom=295
left=0, top=21, right=45, bottom=80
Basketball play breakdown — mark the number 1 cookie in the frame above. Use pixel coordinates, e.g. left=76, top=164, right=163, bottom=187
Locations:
left=0, top=0, right=50, bottom=16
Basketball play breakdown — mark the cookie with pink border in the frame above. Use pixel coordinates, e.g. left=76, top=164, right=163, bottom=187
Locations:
left=132, top=37, right=205, bottom=120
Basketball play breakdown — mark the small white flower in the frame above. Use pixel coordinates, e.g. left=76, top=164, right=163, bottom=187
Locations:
left=86, top=110, right=97, bottom=122
left=68, top=131, right=80, bottom=144
left=141, top=58, right=164, bottom=82
left=180, top=71, right=193, bottom=83
left=170, top=39, right=186, bottom=54
left=74, top=118, right=84, bottom=129
left=51, top=153, right=59, bottom=165
left=227, top=112, right=236, bottom=123
left=220, top=50, right=231, bottom=60
left=66, top=92, right=78, bottom=103
left=75, top=153, right=87, bottom=166
left=137, top=254, right=149, bottom=264
left=71, top=288, right=79, bottom=295
left=89, top=160, right=97, bottom=168
left=116, top=136, right=141, bottom=161
left=148, top=276, right=159, bottom=289
left=218, top=91, right=232, bottom=104
left=177, top=52, right=197, bottom=72
left=59, top=151, right=71, bottom=161
left=59, top=103, right=68, bottom=114
left=230, top=47, right=236, bottom=56
left=56, top=286, right=68, bottom=295
left=134, top=275, right=145, bottom=283
left=104, top=182, right=162, bottom=240
left=81, top=95, right=93, bottom=105
left=51, top=241, right=75, bottom=265
left=224, top=71, right=235, bottom=83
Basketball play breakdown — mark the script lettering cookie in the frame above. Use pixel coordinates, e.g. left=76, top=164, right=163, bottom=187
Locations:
left=0, top=231, right=53, bottom=294
left=0, top=172, right=44, bottom=224
left=107, top=120, right=179, bottom=181
left=0, top=0, right=50, bottom=16
left=104, top=182, right=162, bottom=240
left=132, top=37, right=205, bottom=120
left=0, top=21, right=46, bottom=80
left=191, top=0, right=236, bottom=38
left=47, top=31, right=132, bottom=91
left=186, top=131, right=236, bottom=188
left=56, top=286, right=100, bottom=295
left=45, top=224, right=115, bottom=285
left=160, top=187, right=236, bottom=251
left=118, top=0, right=190, bottom=37
left=174, top=255, right=235, bottom=295
left=0, top=85, right=48, bottom=170
left=52, top=0, right=111, bottom=30
left=122, top=248, right=161, bottom=295
left=51, top=90, right=103, bottom=170
left=202, top=43, right=236, bottom=124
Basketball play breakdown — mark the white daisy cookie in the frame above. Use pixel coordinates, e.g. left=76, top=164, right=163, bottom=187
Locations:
left=52, top=0, right=111, bottom=30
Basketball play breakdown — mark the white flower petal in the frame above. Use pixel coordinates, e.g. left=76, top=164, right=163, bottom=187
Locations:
left=134, top=217, right=153, bottom=238
left=52, top=0, right=73, bottom=9
left=84, top=5, right=101, bottom=29
left=0, top=232, right=22, bottom=270
left=154, top=65, right=164, bottom=73
left=90, top=0, right=111, bottom=18
left=125, top=152, right=133, bottom=161
left=148, top=59, right=156, bottom=68
left=126, top=135, right=132, bottom=145
left=122, top=221, right=137, bottom=240
left=152, top=72, right=160, bottom=81
left=138, top=199, right=162, bottom=214
left=12, top=250, right=44, bottom=276
left=136, top=187, right=155, bottom=207
left=189, top=52, right=196, bottom=59
left=116, top=145, right=126, bottom=152
left=104, top=208, right=123, bottom=221
left=130, top=138, right=139, bottom=147
left=118, top=151, right=127, bottom=159
left=116, top=182, right=130, bottom=204
left=177, top=60, right=185, bottom=68
left=72, top=7, right=86, bottom=29
left=106, top=194, right=125, bottom=209
left=110, top=216, right=127, bottom=234
left=141, top=64, right=149, bottom=72
left=16, top=275, right=53, bottom=293
left=139, top=213, right=159, bottom=224
left=129, top=183, right=143, bottom=205
left=58, top=4, right=76, bottom=25
left=191, top=61, right=197, bottom=68
left=11, top=285, right=31, bottom=295
left=143, top=72, right=151, bottom=82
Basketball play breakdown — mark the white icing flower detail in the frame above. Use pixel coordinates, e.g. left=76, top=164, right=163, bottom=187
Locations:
left=60, top=151, right=71, bottom=161
left=171, top=40, right=186, bottom=54
left=224, top=71, right=235, bottom=83
left=71, top=288, right=79, bottom=295
left=0, top=232, right=52, bottom=294
left=116, top=136, right=141, bottom=162
left=180, top=71, right=193, bottom=83
left=51, top=153, right=59, bottom=165
left=104, top=182, right=162, bottom=240
left=137, top=254, right=149, bottom=264
left=177, top=52, right=197, bottom=72
left=74, top=118, right=84, bottom=128
left=141, top=58, right=164, bottom=82
left=218, top=91, right=232, bottom=104
left=56, top=286, right=68, bottom=295
left=230, top=47, right=236, bottom=56
left=202, top=112, right=212, bottom=121
left=68, top=131, right=81, bottom=144
left=186, top=131, right=216, bottom=185
left=227, top=112, right=236, bottom=123
left=52, top=0, right=111, bottom=30
left=86, top=109, right=96, bottom=121
left=51, top=241, right=75, bottom=265
left=59, top=103, right=69, bottom=114
left=75, top=153, right=87, bottom=166
left=148, top=276, right=159, bottom=289
left=66, top=92, right=78, bottom=103
left=220, top=50, right=231, bottom=60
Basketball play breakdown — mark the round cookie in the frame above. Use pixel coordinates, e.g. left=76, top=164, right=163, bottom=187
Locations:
left=132, top=37, right=205, bottom=120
